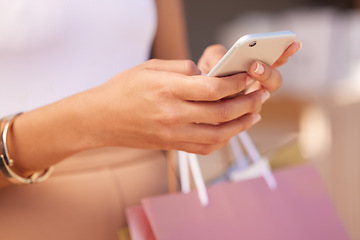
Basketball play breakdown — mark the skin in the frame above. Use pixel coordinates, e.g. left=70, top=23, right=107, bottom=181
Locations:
left=0, top=0, right=301, bottom=188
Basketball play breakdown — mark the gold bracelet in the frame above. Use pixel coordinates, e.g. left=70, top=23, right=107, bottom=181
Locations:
left=0, top=113, right=54, bottom=184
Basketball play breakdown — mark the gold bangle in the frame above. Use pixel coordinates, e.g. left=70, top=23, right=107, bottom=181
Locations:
left=0, top=113, right=54, bottom=184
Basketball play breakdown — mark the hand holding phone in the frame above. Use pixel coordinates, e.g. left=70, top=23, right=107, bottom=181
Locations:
left=207, top=31, right=296, bottom=77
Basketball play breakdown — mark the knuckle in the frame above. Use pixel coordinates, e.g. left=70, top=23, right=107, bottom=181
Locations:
left=183, top=60, right=198, bottom=75
left=155, top=100, right=181, bottom=125
left=204, top=82, right=220, bottom=100
left=158, top=128, right=175, bottom=142
left=157, top=87, right=173, bottom=99
left=159, top=109, right=181, bottom=125
left=235, top=76, right=247, bottom=93
left=217, top=103, right=233, bottom=122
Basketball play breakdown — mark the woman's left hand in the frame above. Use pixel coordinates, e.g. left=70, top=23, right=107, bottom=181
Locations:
left=197, top=40, right=302, bottom=93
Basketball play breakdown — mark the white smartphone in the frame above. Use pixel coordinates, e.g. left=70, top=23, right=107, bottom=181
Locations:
left=207, top=31, right=296, bottom=77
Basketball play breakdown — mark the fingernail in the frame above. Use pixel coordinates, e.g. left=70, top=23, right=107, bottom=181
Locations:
left=252, top=113, right=261, bottom=124
left=261, top=91, right=270, bottom=103
left=245, top=75, right=253, bottom=86
left=254, top=62, right=265, bottom=75
left=299, top=41, right=302, bottom=50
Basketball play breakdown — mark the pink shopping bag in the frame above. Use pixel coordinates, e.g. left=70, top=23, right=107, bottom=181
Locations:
left=126, top=206, right=156, bottom=240
left=126, top=164, right=350, bottom=240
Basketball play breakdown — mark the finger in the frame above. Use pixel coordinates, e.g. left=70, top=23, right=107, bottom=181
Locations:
left=171, top=72, right=251, bottom=101
left=144, top=59, right=202, bottom=76
left=198, top=44, right=227, bottom=74
left=167, top=113, right=261, bottom=154
left=248, top=61, right=282, bottom=92
left=183, top=89, right=269, bottom=124
left=272, top=40, right=302, bottom=68
left=244, top=80, right=261, bottom=94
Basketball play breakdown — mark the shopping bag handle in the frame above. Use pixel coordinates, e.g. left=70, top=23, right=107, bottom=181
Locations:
left=178, top=131, right=277, bottom=207
left=178, top=151, right=209, bottom=206
left=237, top=132, right=277, bottom=189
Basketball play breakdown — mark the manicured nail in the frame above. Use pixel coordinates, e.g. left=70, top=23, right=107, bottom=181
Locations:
left=254, top=62, right=265, bottom=75
left=261, top=91, right=270, bottom=103
left=245, top=75, right=253, bottom=86
left=252, top=113, right=261, bottom=124
left=299, top=41, right=302, bottom=50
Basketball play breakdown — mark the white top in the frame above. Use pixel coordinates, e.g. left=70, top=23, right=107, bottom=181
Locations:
left=0, top=0, right=157, bottom=114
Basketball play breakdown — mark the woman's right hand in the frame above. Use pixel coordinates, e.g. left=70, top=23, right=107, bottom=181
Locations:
left=7, top=58, right=266, bottom=179
left=83, top=59, right=266, bottom=155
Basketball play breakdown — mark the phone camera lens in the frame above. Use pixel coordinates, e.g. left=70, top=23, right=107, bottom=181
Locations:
left=249, top=41, right=257, bottom=47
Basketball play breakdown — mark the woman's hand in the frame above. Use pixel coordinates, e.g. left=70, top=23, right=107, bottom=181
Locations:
left=82, top=59, right=266, bottom=155
left=8, top=57, right=270, bottom=177
left=197, top=40, right=302, bottom=93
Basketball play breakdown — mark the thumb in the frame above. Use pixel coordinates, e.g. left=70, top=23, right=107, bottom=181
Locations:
left=198, top=44, right=227, bottom=74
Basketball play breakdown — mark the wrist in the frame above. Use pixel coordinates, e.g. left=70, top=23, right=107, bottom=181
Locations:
left=6, top=93, right=100, bottom=173
left=1, top=114, right=54, bottom=184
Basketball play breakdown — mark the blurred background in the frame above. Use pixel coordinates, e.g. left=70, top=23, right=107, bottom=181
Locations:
left=182, top=0, right=360, bottom=239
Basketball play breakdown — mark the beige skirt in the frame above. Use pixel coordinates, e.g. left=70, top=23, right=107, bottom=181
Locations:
left=0, top=147, right=168, bottom=240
